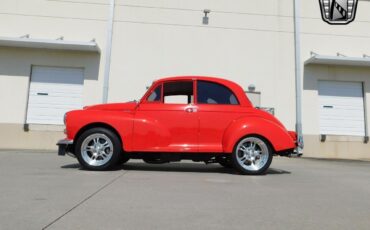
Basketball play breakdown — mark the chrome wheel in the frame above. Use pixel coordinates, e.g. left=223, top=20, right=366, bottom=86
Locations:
left=81, top=134, right=114, bottom=167
left=236, top=137, right=269, bottom=171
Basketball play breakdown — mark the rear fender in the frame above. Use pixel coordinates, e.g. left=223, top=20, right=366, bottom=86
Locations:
left=223, top=117, right=296, bottom=153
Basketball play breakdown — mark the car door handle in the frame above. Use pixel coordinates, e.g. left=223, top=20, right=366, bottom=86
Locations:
left=37, top=92, right=49, bottom=96
left=185, top=107, right=197, bottom=113
left=323, top=105, right=333, bottom=109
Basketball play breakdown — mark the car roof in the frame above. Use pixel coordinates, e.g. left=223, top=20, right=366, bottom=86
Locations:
left=154, top=76, right=252, bottom=107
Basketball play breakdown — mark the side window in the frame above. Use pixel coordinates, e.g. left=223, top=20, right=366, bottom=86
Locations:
left=163, top=81, right=193, bottom=104
left=197, top=81, right=239, bottom=105
left=147, top=84, right=162, bottom=102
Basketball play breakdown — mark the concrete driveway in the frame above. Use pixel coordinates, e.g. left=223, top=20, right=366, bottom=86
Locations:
left=0, top=150, right=369, bottom=230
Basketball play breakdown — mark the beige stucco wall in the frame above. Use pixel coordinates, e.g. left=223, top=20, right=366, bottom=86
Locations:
left=108, top=0, right=297, bottom=129
left=0, top=0, right=370, bottom=157
left=304, top=135, right=370, bottom=160
left=0, top=124, right=63, bottom=150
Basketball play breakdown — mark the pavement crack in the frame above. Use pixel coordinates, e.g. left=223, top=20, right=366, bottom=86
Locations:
left=42, top=171, right=128, bottom=230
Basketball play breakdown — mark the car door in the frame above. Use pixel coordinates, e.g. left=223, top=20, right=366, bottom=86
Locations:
left=133, top=80, right=199, bottom=152
left=196, top=80, right=243, bottom=152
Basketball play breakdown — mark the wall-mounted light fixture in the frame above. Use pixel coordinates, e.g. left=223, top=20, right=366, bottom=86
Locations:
left=203, top=9, right=211, bottom=25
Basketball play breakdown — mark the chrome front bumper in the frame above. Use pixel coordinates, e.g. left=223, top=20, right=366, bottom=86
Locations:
left=56, top=139, right=74, bottom=156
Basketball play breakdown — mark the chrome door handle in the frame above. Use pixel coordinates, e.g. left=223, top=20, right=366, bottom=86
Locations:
left=185, top=107, right=197, bottom=113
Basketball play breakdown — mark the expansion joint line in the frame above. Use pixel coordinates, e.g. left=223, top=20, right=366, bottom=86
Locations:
left=42, top=171, right=128, bottom=229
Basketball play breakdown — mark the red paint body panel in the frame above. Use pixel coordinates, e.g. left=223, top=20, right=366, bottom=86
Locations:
left=197, top=104, right=246, bottom=152
left=133, top=103, right=198, bottom=152
left=64, top=76, right=296, bottom=154
left=222, top=116, right=296, bottom=153
left=84, top=102, right=137, bottom=111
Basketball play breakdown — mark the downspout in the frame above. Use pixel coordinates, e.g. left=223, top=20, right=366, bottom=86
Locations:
left=293, top=0, right=304, bottom=150
left=102, top=0, right=115, bottom=103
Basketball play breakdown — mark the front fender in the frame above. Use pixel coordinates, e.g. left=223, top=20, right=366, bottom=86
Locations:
left=223, top=117, right=296, bottom=153
left=66, top=110, right=134, bottom=151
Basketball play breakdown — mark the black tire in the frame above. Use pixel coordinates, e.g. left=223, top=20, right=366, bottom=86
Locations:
left=216, top=156, right=233, bottom=168
left=231, top=136, right=273, bottom=175
left=75, top=127, right=122, bottom=170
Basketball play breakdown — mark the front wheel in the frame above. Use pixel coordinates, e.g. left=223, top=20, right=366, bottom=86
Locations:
left=232, top=136, right=273, bottom=175
left=75, top=128, right=122, bottom=170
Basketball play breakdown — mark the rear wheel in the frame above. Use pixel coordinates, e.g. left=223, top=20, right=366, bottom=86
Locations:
left=75, top=127, right=122, bottom=170
left=232, top=136, right=273, bottom=175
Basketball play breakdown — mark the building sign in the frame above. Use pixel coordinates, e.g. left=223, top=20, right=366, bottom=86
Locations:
left=319, top=0, right=359, bottom=25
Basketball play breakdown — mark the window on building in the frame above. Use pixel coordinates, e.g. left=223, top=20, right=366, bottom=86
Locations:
left=197, top=80, right=239, bottom=105
left=163, top=81, right=193, bottom=104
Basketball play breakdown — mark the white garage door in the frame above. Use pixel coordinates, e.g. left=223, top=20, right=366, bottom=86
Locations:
left=318, top=81, right=365, bottom=136
left=26, top=66, right=84, bottom=125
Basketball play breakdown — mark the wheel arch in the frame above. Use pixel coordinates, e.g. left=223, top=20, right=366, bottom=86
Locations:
left=223, top=117, right=295, bottom=153
left=74, top=122, right=124, bottom=151
left=232, top=133, right=274, bottom=153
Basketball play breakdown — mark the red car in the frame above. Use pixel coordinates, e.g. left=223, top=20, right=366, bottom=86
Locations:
left=57, top=76, right=297, bottom=175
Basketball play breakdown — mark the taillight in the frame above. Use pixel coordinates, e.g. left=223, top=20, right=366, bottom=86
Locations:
left=287, top=131, right=297, bottom=142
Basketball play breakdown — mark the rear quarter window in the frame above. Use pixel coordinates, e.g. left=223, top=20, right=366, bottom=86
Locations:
left=197, top=81, right=239, bottom=105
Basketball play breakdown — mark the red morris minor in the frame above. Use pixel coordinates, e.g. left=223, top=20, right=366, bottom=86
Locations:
left=57, top=76, right=297, bottom=175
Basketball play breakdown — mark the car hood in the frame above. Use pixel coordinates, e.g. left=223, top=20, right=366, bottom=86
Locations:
left=83, top=102, right=137, bottom=111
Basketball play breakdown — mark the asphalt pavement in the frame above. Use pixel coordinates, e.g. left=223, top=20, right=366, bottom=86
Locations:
left=0, top=150, right=369, bottom=230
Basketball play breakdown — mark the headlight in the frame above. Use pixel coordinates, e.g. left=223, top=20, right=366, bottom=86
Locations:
left=63, top=113, right=67, bottom=125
